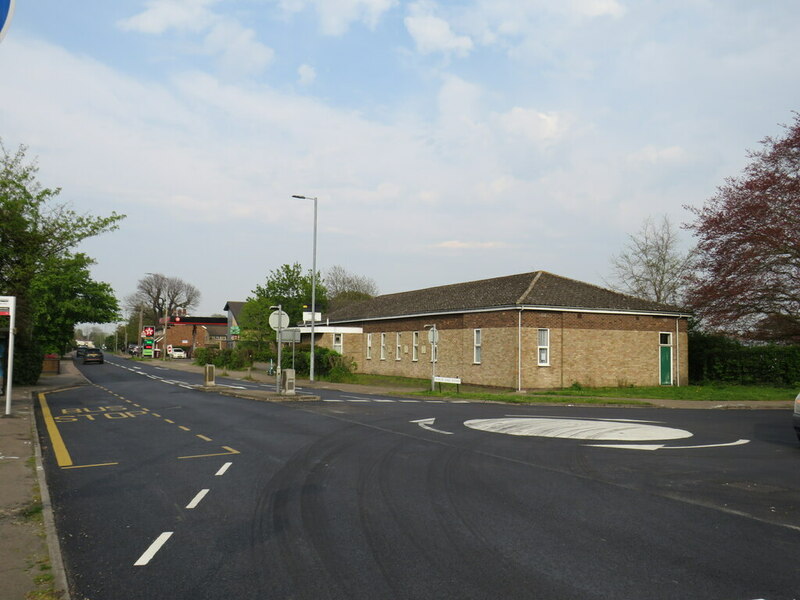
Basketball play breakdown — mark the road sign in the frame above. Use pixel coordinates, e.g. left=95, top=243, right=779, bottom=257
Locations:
left=1, top=295, right=16, bottom=415
left=428, top=328, right=439, bottom=344
left=142, top=326, right=155, bottom=337
left=0, top=0, right=15, bottom=43
left=278, top=329, right=301, bottom=343
left=269, top=310, right=290, bottom=331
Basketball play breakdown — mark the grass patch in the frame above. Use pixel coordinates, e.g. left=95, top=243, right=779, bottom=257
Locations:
left=526, top=384, right=796, bottom=402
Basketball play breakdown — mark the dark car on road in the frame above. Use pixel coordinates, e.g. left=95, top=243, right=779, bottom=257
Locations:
left=82, top=348, right=104, bottom=365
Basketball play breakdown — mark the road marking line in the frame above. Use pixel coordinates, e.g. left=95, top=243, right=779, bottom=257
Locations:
left=38, top=393, right=73, bottom=467
left=178, top=446, right=240, bottom=460
left=323, top=399, right=344, bottom=402
left=164, top=419, right=175, bottom=424
left=179, top=426, right=191, bottom=431
left=347, top=399, right=369, bottom=402
left=62, top=462, right=119, bottom=469
left=134, top=532, right=173, bottom=566
left=180, top=385, right=193, bottom=390
left=374, top=399, right=395, bottom=403
left=196, top=434, right=212, bottom=442
left=399, top=399, right=421, bottom=403
left=186, top=489, right=210, bottom=509
left=151, top=413, right=161, bottom=417
left=215, top=462, right=232, bottom=476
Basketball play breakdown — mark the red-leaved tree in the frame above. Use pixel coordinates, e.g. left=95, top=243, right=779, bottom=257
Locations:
left=685, top=113, right=800, bottom=342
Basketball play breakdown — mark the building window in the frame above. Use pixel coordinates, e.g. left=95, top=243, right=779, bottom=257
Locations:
left=380, top=333, right=386, bottom=360
left=412, top=331, right=419, bottom=361
left=537, top=328, right=550, bottom=366
left=333, top=333, right=343, bottom=354
left=396, top=333, right=402, bottom=360
left=473, top=329, right=482, bottom=364
left=366, top=333, right=372, bottom=359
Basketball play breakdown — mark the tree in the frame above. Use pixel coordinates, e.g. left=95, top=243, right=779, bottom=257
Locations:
left=1, top=141, right=123, bottom=381
left=607, top=215, right=693, bottom=305
left=685, top=114, right=800, bottom=341
left=31, top=253, right=119, bottom=353
left=325, top=265, right=378, bottom=312
left=125, top=272, right=200, bottom=325
left=251, top=263, right=328, bottom=326
left=237, top=297, right=274, bottom=353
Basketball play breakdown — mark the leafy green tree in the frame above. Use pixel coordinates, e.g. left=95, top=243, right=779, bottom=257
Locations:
left=1, top=141, right=123, bottom=381
left=31, top=253, right=119, bottom=353
left=237, top=296, right=275, bottom=353
left=251, top=263, right=328, bottom=326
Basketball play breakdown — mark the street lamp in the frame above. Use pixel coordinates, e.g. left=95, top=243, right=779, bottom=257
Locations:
left=292, top=194, right=318, bottom=382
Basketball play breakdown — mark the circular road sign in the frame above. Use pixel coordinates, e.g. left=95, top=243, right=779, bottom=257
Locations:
left=269, top=310, right=290, bottom=331
left=0, top=0, right=16, bottom=44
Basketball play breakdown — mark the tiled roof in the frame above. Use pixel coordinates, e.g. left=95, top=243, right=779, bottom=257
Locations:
left=326, top=271, right=687, bottom=322
left=223, top=301, right=245, bottom=321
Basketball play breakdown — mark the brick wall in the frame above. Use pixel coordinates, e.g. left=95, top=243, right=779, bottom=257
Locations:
left=328, top=310, right=689, bottom=389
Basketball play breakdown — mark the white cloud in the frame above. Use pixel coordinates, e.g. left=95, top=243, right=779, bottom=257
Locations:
left=405, top=3, right=473, bottom=57
left=118, top=0, right=274, bottom=77
left=297, top=63, right=316, bottom=85
left=628, top=145, right=687, bottom=164
left=434, top=241, right=509, bottom=249
left=277, top=0, right=397, bottom=35
left=117, top=0, right=219, bottom=34
left=493, top=107, right=567, bottom=144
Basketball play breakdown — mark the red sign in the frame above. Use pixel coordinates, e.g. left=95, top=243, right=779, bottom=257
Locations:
left=142, top=326, right=155, bottom=337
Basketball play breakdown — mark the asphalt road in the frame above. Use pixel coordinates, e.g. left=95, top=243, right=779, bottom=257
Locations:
left=36, top=356, right=800, bottom=599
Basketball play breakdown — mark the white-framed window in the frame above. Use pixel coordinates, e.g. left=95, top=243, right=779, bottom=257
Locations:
left=366, top=333, right=372, bottom=359
left=396, top=332, right=402, bottom=360
left=412, top=331, right=419, bottom=361
left=380, top=333, right=386, bottom=360
left=473, top=329, right=482, bottom=364
left=333, top=333, right=343, bottom=354
left=537, top=328, right=550, bottom=366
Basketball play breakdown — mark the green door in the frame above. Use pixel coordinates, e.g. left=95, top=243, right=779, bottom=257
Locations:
left=660, top=345, right=672, bottom=385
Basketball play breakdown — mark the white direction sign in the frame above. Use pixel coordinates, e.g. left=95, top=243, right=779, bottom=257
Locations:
left=268, top=310, right=290, bottom=331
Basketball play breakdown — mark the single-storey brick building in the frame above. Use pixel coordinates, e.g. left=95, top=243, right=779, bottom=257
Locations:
left=312, top=271, right=690, bottom=390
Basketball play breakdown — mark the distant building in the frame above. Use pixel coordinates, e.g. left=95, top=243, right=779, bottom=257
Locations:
left=157, top=316, right=228, bottom=355
left=312, top=271, right=690, bottom=389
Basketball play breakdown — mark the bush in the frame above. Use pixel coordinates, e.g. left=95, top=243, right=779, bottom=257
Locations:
left=13, top=336, right=43, bottom=385
left=689, top=332, right=800, bottom=386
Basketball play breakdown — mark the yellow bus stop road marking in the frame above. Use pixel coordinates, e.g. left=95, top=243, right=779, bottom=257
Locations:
left=39, top=393, right=73, bottom=467
left=62, top=463, right=119, bottom=469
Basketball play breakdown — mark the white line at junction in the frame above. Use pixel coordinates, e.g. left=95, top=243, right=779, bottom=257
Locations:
left=186, top=489, right=210, bottom=509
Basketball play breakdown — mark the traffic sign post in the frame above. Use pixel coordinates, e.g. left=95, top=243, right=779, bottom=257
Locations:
left=1, top=296, right=17, bottom=416
left=269, top=307, right=290, bottom=394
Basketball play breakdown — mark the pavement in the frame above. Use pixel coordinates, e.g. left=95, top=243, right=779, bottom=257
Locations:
left=0, top=355, right=793, bottom=599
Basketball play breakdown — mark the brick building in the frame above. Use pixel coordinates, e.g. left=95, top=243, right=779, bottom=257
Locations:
left=157, top=316, right=228, bottom=356
left=313, top=271, right=690, bottom=390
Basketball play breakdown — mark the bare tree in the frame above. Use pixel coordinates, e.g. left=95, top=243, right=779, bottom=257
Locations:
left=124, top=273, right=201, bottom=325
left=607, top=215, right=693, bottom=306
left=325, top=265, right=378, bottom=312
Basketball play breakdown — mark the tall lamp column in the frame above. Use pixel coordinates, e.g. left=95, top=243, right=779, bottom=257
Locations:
left=292, top=194, right=318, bottom=381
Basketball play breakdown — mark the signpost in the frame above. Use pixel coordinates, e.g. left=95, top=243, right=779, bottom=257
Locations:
left=425, top=324, right=438, bottom=392
left=269, top=307, right=290, bottom=394
left=1, top=296, right=16, bottom=416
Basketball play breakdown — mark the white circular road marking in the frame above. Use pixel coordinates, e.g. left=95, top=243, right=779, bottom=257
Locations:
left=463, top=417, right=693, bottom=442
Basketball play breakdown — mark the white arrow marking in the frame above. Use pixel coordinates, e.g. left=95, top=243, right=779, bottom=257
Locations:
left=411, top=418, right=454, bottom=435
left=587, top=438, right=751, bottom=451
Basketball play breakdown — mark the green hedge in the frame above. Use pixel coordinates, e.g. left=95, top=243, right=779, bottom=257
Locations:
left=689, top=334, right=800, bottom=386
left=192, top=344, right=354, bottom=380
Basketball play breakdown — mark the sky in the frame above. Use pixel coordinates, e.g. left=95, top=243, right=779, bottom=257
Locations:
left=1, top=0, right=799, bottom=321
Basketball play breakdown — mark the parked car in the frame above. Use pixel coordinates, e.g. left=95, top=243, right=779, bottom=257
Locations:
left=793, top=391, right=800, bottom=442
left=169, top=348, right=186, bottom=359
left=83, top=348, right=104, bottom=365
left=76, top=346, right=88, bottom=357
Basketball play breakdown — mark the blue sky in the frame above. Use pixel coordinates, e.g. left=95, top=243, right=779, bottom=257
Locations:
left=1, top=0, right=799, bottom=319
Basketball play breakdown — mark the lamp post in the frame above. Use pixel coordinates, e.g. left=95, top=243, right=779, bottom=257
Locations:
left=292, top=194, right=318, bottom=382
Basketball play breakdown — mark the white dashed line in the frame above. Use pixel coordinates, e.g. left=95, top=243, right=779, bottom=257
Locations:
left=186, top=489, right=210, bottom=509
left=134, top=532, right=173, bottom=566
left=215, top=462, right=232, bottom=476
